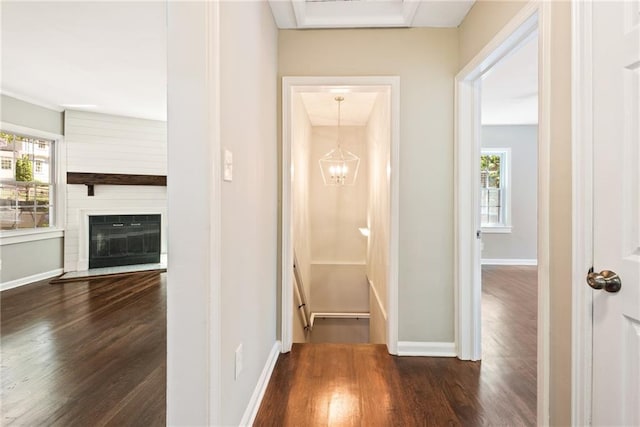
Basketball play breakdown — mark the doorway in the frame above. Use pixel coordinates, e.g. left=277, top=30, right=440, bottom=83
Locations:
left=281, top=77, right=400, bottom=354
left=454, top=3, right=552, bottom=423
left=479, top=28, right=539, bottom=384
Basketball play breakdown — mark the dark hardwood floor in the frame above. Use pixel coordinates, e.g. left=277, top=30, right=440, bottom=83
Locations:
left=255, top=265, right=537, bottom=426
left=1, top=272, right=166, bottom=426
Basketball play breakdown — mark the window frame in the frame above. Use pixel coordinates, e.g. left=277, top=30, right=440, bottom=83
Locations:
left=0, top=122, right=65, bottom=245
left=480, top=147, right=512, bottom=233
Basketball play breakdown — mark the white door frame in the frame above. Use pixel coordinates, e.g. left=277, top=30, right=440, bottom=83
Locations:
left=281, top=76, right=400, bottom=355
left=571, top=0, right=594, bottom=424
left=454, top=1, right=550, bottom=423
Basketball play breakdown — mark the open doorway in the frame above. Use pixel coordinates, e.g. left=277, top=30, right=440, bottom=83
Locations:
left=454, top=4, right=550, bottom=422
left=475, top=24, right=539, bottom=366
left=281, top=77, right=400, bottom=354
left=478, top=29, right=538, bottom=420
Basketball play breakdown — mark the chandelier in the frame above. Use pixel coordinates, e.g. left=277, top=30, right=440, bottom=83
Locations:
left=318, top=96, right=360, bottom=186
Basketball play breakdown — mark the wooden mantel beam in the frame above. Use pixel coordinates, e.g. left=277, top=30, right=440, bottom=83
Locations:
left=67, top=172, right=167, bottom=196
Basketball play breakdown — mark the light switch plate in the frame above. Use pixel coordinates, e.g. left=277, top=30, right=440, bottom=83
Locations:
left=223, top=149, right=233, bottom=182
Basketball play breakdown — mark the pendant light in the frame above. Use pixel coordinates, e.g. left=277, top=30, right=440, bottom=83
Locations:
left=318, top=96, right=360, bottom=186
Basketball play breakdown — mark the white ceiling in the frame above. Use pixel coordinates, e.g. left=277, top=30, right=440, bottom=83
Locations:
left=481, top=32, right=538, bottom=125
left=300, top=92, right=379, bottom=126
left=269, top=0, right=475, bottom=29
left=1, top=1, right=538, bottom=127
left=1, top=1, right=167, bottom=121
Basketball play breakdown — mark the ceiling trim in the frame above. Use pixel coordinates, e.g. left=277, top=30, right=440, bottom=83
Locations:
left=275, top=0, right=421, bottom=29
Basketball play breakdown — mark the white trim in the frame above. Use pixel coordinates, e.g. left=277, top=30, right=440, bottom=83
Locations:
left=481, top=258, right=538, bottom=266
left=281, top=76, right=400, bottom=356
left=454, top=1, right=550, bottom=424
left=1, top=268, right=63, bottom=292
left=0, top=122, right=66, bottom=235
left=310, top=312, right=370, bottom=327
left=368, top=278, right=388, bottom=321
left=0, top=228, right=63, bottom=245
left=480, top=147, right=512, bottom=229
left=397, top=341, right=457, bottom=357
left=239, top=341, right=282, bottom=427
left=310, top=260, right=366, bottom=266
left=571, top=0, right=594, bottom=424
left=481, top=226, right=512, bottom=234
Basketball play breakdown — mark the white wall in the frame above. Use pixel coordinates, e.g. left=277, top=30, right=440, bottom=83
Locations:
left=64, top=110, right=167, bottom=272
left=365, top=92, right=390, bottom=344
left=481, top=125, right=537, bottom=262
left=167, top=2, right=278, bottom=423
left=219, top=1, right=279, bottom=424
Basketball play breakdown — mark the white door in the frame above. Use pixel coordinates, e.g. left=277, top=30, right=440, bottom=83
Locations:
left=592, top=1, right=640, bottom=425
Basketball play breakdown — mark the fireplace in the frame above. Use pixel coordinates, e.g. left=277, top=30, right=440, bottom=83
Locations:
left=89, top=214, right=161, bottom=269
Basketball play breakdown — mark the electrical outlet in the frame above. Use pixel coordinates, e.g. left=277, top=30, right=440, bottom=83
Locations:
left=235, top=343, right=243, bottom=380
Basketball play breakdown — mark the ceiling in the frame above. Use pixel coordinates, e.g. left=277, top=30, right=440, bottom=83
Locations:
left=1, top=1, right=167, bottom=121
left=481, top=32, right=538, bottom=125
left=0, top=1, right=534, bottom=126
left=269, top=0, right=475, bottom=29
left=300, top=92, right=379, bottom=126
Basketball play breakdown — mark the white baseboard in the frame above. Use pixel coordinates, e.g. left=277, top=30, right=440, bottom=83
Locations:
left=239, top=340, right=282, bottom=427
left=481, top=258, right=538, bottom=266
left=1, top=268, right=63, bottom=292
left=397, top=341, right=457, bottom=357
left=309, top=312, right=370, bottom=327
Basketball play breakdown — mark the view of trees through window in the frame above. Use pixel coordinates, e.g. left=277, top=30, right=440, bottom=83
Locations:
left=480, top=153, right=503, bottom=225
left=0, top=131, right=54, bottom=230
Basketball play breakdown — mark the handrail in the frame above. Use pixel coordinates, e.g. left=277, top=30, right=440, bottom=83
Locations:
left=293, top=252, right=311, bottom=331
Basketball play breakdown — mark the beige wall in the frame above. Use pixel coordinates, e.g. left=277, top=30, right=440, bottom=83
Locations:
left=1, top=94, right=64, bottom=135
left=292, top=93, right=313, bottom=304
left=310, top=126, right=368, bottom=264
left=280, top=28, right=459, bottom=343
left=458, top=1, right=573, bottom=424
left=547, top=2, right=572, bottom=425
left=0, top=95, right=64, bottom=286
left=458, top=0, right=530, bottom=69
left=366, top=92, right=391, bottom=343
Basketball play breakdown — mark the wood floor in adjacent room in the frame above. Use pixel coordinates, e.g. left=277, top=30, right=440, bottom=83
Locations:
left=0, top=272, right=166, bottom=426
left=255, top=265, right=537, bottom=426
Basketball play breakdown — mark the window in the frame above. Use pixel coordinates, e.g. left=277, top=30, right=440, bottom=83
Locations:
left=480, top=148, right=510, bottom=231
left=1, top=158, right=11, bottom=170
left=0, top=131, right=56, bottom=231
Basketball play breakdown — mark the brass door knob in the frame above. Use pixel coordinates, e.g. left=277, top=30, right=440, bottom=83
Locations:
left=586, top=268, right=622, bottom=293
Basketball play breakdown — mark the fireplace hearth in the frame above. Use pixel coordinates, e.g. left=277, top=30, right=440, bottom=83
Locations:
left=89, top=214, right=161, bottom=269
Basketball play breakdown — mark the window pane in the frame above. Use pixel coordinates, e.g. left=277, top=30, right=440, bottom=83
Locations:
left=0, top=207, right=19, bottom=230
left=35, top=206, right=51, bottom=228
left=17, top=183, right=35, bottom=205
left=1, top=131, right=55, bottom=230
left=35, top=185, right=50, bottom=207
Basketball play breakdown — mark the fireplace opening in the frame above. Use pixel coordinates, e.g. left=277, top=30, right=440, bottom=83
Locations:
left=89, top=214, right=161, bottom=269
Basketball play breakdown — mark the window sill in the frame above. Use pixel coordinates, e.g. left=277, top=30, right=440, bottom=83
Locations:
left=481, top=226, right=512, bottom=234
left=0, top=228, right=64, bottom=246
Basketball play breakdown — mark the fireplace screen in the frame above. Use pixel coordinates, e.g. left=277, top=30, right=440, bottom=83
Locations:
left=89, top=214, right=161, bottom=269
